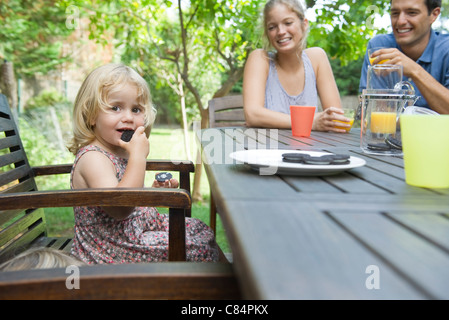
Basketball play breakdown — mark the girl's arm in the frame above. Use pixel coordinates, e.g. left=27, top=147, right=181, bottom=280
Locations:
left=243, top=49, right=292, bottom=128
left=73, top=127, right=149, bottom=220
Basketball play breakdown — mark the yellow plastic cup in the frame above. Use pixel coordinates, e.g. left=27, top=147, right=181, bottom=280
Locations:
left=400, top=114, right=449, bottom=188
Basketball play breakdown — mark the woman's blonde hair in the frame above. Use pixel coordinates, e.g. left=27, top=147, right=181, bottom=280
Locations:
left=68, top=63, right=156, bottom=155
left=262, top=0, right=309, bottom=52
left=0, top=247, right=85, bottom=272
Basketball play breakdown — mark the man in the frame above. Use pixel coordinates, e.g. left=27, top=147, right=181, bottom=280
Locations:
left=359, top=0, right=449, bottom=114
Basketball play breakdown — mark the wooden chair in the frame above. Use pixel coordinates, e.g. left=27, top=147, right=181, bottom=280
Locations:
left=0, top=94, right=241, bottom=299
left=208, top=95, right=245, bottom=128
left=207, top=95, right=245, bottom=233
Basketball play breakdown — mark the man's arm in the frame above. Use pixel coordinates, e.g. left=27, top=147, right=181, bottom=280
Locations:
left=372, top=48, right=449, bottom=114
left=408, top=64, right=449, bottom=114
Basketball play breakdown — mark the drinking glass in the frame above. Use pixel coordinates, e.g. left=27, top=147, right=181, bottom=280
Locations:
left=333, top=105, right=356, bottom=133
left=368, top=47, right=390, bottom=65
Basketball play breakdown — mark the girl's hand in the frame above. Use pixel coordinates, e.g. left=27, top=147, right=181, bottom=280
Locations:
left=312, top=106, right=349, bottom=133
left=151, top=177, right=179, bottom=188
left=118, top=126, right=149, bottom=159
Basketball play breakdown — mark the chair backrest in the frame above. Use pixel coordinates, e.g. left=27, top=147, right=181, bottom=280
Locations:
left=0, top=94, right=47, bottom=262
left=208, top=95, right=245, bottom=128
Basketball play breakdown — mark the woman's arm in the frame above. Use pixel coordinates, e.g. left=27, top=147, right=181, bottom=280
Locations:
left=306, top=47, right=349, bottom=132
left=243, top=49, right=292, bottom=128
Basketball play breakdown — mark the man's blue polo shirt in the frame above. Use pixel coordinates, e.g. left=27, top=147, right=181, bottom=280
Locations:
left=359, top=30, right=449, bottom=109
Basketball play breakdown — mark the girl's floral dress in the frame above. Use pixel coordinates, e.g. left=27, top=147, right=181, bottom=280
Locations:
left=70, top=145, right=218, bottom=264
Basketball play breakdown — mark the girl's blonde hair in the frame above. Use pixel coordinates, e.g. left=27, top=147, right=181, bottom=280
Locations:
left=0, top=247, right=85, bottom=271
left=68, top=63, right=156, bottom=155
left=262, top=0, right=309, bottom=52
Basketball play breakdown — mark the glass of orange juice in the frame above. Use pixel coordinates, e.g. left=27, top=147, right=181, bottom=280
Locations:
left=333, top=105, right=356, bottom=133
left=368, top=47, right=390, bottom=65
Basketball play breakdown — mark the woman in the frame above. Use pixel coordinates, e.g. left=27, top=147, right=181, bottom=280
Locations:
left=243, top=0, right=349, bottom=132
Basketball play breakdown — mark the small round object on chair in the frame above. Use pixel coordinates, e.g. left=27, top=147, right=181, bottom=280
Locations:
left=155, top=172, right=173, bottom=182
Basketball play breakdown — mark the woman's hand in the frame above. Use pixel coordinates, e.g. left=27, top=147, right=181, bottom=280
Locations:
left=312, top=106, right=350, bottom=133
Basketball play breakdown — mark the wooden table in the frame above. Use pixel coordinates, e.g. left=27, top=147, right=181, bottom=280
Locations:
left=198, top=127, right=449, bottom=300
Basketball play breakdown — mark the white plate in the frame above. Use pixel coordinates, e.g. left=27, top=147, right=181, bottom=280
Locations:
left=229, top=149, right=366, bottom=176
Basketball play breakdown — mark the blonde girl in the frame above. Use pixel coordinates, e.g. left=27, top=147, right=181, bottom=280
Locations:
left=68, top=63, right=218, bottom=264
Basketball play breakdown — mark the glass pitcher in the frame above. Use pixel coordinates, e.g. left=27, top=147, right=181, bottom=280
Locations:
left=360, top=89, right=418, bottom=155
left=366, top=64, right=403, bottom=90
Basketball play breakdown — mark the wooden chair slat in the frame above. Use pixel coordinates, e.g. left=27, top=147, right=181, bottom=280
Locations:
left=0, top=135, right=21, bottom=152
left=0, top=208, right=25, bottom=226
left=208, top=95, right=245, bottom=128
left=1, top=179, right=36, bottom=195
left=214, top=109, right=245, bottom=122
left=0, top=117, right=17, bottom=133
left=0, top=212, right=47, bottom=262
left=0, top=165, right=34, bottom=189
left=0, top=208, right=46, bottom=248
left=32, top=237, right=73, bottom=253
left=0, top=149, right=27, bottom=168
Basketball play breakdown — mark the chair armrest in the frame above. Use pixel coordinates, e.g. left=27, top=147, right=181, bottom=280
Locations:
left=32, top=164, right=73, bottom=176
left=31, top=160, right=195, bottom=177
left=0, top=188, right=191, bottom=261
left=145, top=160, right=195, bottom=173
left=0, top=188, right=191, bottom=210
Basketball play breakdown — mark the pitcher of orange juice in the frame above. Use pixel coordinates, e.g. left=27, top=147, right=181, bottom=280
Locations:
left=360, top=89, right=417, bottom=155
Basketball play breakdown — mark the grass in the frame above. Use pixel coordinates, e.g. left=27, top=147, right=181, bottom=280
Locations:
left=41, top=126, right=230, bottom=253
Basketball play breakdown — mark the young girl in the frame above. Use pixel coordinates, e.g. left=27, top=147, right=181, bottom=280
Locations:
left=68, top=63, right=218, bottom=264
left=243, top=0, right=349, bottom=132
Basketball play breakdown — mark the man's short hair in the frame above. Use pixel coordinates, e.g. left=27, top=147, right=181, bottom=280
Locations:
left=390, top=0, right=441, bottom=14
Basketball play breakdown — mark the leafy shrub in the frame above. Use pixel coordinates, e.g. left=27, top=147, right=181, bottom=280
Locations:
left=19, top=116, right=73, bottom=190
left=24, top=88, right=68, bottom=110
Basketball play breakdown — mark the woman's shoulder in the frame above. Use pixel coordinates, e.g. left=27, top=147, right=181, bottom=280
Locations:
left=304, top=47, right=327, bottom=59
left=304, top=47, right=329, bottom=73
left=245, top=49, right=271, bottom=77
left=248, top=49, right=271, bottom=63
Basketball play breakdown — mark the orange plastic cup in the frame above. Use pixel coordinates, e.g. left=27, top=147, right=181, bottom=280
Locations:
left=290, top=105, right=316, bottom=137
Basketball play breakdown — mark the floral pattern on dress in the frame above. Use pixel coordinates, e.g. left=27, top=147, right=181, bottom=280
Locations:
left=70, top=145, right=218, bottom=264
